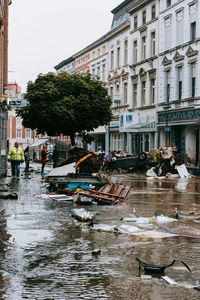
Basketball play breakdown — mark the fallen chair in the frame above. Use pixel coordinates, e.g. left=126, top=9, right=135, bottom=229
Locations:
left=136, top=258, right=191, bottom=274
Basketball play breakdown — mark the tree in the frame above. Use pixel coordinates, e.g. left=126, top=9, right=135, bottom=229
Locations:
left=17, top=72, right=112, bottom=145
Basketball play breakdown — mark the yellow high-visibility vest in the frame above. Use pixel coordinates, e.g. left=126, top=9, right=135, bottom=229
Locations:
left=8, top=146, right=24, bottom=161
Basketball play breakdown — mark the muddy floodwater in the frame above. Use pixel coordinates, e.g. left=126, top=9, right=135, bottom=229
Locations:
left=0, top=172, right=200, bottom=299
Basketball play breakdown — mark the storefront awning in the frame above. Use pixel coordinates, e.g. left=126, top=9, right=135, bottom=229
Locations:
left=88, top=126, right=107, bottom=135
left=121, top=121, right=156, bottom=133
left=30, top=138, right=49, bottom=148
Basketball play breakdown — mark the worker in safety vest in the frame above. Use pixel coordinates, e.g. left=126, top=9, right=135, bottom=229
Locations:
left=8, top=141, right=24, bottom=179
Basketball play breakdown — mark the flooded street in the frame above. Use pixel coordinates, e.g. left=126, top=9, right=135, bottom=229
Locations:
left=0, top=170, right=200, bottom=299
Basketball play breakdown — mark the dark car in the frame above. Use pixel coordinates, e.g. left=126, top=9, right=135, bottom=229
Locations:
left=108, top=152, right=154, bottom=172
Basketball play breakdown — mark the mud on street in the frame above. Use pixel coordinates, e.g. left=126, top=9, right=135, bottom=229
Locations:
left=0, top=166, right=200, bottom=299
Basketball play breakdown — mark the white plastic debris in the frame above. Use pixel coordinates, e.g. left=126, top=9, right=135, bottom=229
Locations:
left=48, top=194, right=74, bottom=202
left=71, top=208, right=95, bottom=222
left=177, top=164, right=190, bottom=178
left=47, top=163, right=76, bottom=177
left=91, top=224, right=116, bottom=232
left=162, top=276, right=177, bottom=285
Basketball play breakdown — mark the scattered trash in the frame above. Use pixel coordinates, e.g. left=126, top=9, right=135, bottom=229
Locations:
left=92, top=249, right=101, bottom=256
left=136, top=258, right=191, bottom=274
left=48, top=194, right=74, bottom=202
left=75, top=196, right=97, bottom=205
left=71, top=208, right=95, bottom=222
left=0, top=192, right=18, bottom=200
left=115, top=224, right=142, bottom=234
left=59, top=147, right=101, bottom=173
left=140, top=275, right=152, bottom=280
left=177, top=164, right=190, bottom=178
left=9, top=193, right=18, bottom=199
left=91, top=223, right=116, bottom=232
left=162, top=275, right=177, bottom=285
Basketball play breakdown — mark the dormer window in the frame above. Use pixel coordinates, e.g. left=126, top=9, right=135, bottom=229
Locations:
left=142, top=10, right=146, bottom=24
left=166, top=0, right=171, bottom=8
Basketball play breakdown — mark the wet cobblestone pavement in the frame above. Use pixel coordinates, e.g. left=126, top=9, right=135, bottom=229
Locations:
left=0, top=165, right=200, bottom=299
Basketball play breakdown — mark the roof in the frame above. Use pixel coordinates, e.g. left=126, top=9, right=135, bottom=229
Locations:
left=30, top=138, right=49, bottom=148
left=111, top=0, right=138, bottom=30
left=54, top=56, right=74, bottom=70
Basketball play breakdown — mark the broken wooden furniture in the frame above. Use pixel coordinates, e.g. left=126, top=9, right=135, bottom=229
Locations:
left=78, top=183, right=132, bottom=205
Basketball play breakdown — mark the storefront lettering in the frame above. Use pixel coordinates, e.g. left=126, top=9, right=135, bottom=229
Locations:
left=158, top=109, right=200, bottom=123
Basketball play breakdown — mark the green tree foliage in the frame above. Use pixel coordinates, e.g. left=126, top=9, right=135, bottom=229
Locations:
left=17, top=72, right=112, bottom=145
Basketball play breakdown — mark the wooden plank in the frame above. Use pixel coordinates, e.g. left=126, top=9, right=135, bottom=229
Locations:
left=85, top=189, right=125, bottom=199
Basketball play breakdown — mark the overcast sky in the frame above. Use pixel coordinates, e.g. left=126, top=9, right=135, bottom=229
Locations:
left=8, top=0, right=123, bottom=92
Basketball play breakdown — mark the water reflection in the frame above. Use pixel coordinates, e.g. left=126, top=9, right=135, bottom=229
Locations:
left=0, top=174, right=199, bottom=299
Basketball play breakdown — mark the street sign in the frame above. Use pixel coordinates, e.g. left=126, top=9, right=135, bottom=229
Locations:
left=165, top=127, right=170, bottom=132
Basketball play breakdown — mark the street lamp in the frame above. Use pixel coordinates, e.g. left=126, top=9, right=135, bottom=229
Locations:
left=162, top=102, right=171, bottom=146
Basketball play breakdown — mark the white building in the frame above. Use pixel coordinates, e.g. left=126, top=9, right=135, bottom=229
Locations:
left=107, top=0, right=159, bottom=154
left=158, top=0, right=200, bottom=166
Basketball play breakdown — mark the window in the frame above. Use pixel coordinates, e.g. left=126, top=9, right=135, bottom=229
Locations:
left=165, top=70, right=170, bottom=101
left=165, top=17, right=171, bottom=49
left=151, top=5, right=156, bottom=19
left=16, top=116, right=21, bottom=124
left=191, top=63, right=196, bottom=97
left=177, top=67, right=182, bottom=99
left=124, top=82, right=128, bottom=104
left=142, top=10, right=146, bottom=24
left=102, top=63, right=106, bottom=81
left=133, top=83, right=137, bottom=108
left=141, top=81, right=146, bottom=106
left=142, top=36, right=146, bottom=60
left=133, top=40, right=137, bottom=63
left=190, top=22, right=196, bottom=40
left=25, top=129, right=31, bottom=139
left=150, top=78, right=155, bottom=104
left=116, top=84, right=120, bottom=102
left=134, top=15, right=138, bottom=29
left=166, top=0, right=171, bottom=7
left=117, top=47, right=120, bottom=67
left=98, top=49, right=100, bottom=56
left=176, top=10, right=184, bottom=45
left=111, top=50, right=114, bottom=69
left=113, top=133, right=123, bottom=151
left=151, top=31, right=156, bottom=56
left=124, top=40, right=128, bottom=65
left=97, top=64, right=100, bottom=77
left=110, top=87, right=113, bottom=99
left=16, top=129, right=21, bottom=138
left=92, top=64, right=95, bottom=76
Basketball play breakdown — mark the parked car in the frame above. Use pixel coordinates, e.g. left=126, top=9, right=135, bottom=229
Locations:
left=108, top=152, right=154, bottom=172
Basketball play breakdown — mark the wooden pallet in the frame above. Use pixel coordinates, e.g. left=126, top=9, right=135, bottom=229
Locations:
left=78, top=183, right=132, bottom=205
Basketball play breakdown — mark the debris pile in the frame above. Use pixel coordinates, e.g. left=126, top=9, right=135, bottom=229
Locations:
left=58, top=147, right=101, bottom=173
left=77, top=183, right=132, bottom=205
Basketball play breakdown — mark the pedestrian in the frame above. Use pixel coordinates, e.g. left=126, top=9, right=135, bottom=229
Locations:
left=8, top=141, right=24, bottom=179
left=41, top=144, right=47, bottom=176
left=97, top=148, right=105, bottom=165
left=103, top=150, right=112, bottom=171
left=52, top=145, right=59, bottom=168
left=24, top=146, right=31, bottom=175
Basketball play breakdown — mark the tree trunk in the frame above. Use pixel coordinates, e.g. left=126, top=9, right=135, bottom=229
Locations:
left=70, top=134, right=75, bottom=146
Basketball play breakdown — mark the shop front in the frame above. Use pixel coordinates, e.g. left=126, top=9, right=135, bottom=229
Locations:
left=158, top=109, right=200, bottom=166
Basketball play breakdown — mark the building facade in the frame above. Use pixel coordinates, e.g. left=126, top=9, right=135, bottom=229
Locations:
left=0, top=0, right=11, bottom=176
left=54, top=0, right=200, bottom=166
left=158, top=0, right=200, bottom=166
left=7, top=94, right=36, bottom=149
